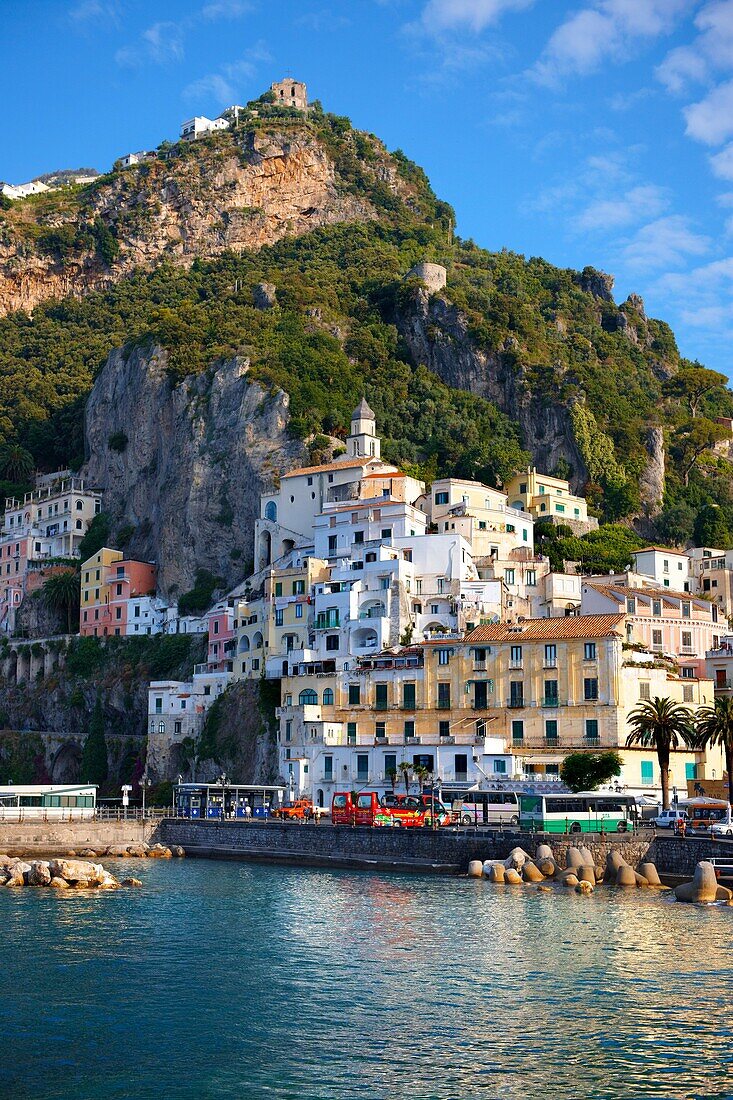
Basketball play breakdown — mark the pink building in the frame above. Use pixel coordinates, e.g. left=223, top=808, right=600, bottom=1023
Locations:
left=80, top=556, right=158, bottom=637
left=581, top=581, right=722, bottom=666
left=207, top=606, right=235, bottom=670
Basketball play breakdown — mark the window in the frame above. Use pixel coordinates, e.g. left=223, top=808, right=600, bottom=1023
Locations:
left=347, top=722, right=357, bottom=745
left=323, top=688, right=334, bottom=706
left=299, top=689, right=318, bottom=704
left=544, top=680, right=558, bottom=705
left=510, top=645, right=522, bottom=665
left=375, top=683, right=388, bottom=710
left=356, top=754, right=369, bottom=782
left=275, top=609, right=283, bottom=627
left=511, top=720, right=524, bottom=744
left=435, top=491, right=449, bottom=505
left=510, top=681, right=524, bottom=707
left=295, top=603, right=303, bottom=619
left=640, top=760, right=654, bottom=786
left=404, top=720, right=415, bottom=739
left=682, top=631, right=692, bottom=650
left=328, top=535, right=337, bottom=553
left=324, top=755, right=333, bottom=781
left=274, top=582, right=282, bottom=597
left=174, top=720, right=182, bottom=734
left=454, top=753, right=468, bottom=781
left=348, top=684, right=361, bottom=706
left=381, top=528, right=392, bottom=539
left=326, top=635, right=339, bottom=651
left=158, top=721, right=165, bottom=734
left=545, top=644, right=557, bottom=666
left=403, top=682, right=416, bottom=709
left=526, top=570, right=536, bottom=586
left=682, top=601, right=691, bottom=618
left=584, top=678, right=598, bottom=701
left=639, top=682, right=651, bottom=700
left=652, top=599, right=661, bottom=617
left=685, top=762, right=697, bottom=781
left=375, top=721, right=386, bottom=740
left=439, top=720, right=450, bottom=739
left=438, top=649, right=450, bottom=666
left=493, top=759, right=507, bottom=775
left=555, top=503, right=565, bottom=514
left=354, top=531, right=364, bottom=545
left=438, top=683, right=451, bottom=709
left=682, top=667, right=695, bottom=679
left=545, top=720, right=558, bottom=742
left=116, top=583, right=123, bottom=596
left=683, top=684, right=694, bottom=702
left=652, top=630, right=663, bottom=647
left=505, top=569, right=515, bottom=585
left=430, top=604, right=439, bottom=615
left=154, top=697, right=163, bottom=713
left=584, top=642, right=596, bottom=660
left=585, top=719, right=599, bottom=742
left=264, top=501, right=277, bottom=522
left=626, top=598, right=636, bottom=614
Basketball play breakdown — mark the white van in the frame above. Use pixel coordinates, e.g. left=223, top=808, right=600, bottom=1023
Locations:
left=653, top=808, right=688, bottom=829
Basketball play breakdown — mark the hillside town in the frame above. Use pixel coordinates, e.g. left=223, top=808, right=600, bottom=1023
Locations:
left=4, top=400, right=730, bottom=805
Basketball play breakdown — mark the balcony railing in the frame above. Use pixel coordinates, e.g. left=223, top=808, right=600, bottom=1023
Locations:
left=437, top=699, right=451, bottom=710
left=473, top=661, right=487, bottom=672
left=404, top=736, right=421, bottom=745
left=543, top=658, right=558, bottom=668
left=509, top=660, right=523, bottom=670
left=541, top=697, right=560, bottom=708
left=507, top=698, right=525, bottom=709
left=439, top=735, right=456, bottom=744
left=315, top=614, right=340, bottom=630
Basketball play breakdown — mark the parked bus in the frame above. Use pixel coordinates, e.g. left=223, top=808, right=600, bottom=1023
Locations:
left=331, top=792, right=451, bottom=827
left=442, top=788, right=520, bottom=827
left=0, top=784, right=97, bottom=820
left=519, top=792, right=636, bottom=834
left=685, top=797, right=733, bottom=836
left=382, top=794, right=452, bottom=827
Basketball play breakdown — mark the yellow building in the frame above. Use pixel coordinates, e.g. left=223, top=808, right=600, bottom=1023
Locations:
left=505, top=466, right=595, bottom=530
left=80, top=547, right=121, bottom=615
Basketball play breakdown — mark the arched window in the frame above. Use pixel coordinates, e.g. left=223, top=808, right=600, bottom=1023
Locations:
left=76, top=500, right=84, bottom=511
left=158, top=721, right=165, bottom=733
left=264, top=501, right=277, bottom=522
left=323, top=688, right=334, bottom=705
left=299, top=689, right=318, bottom=705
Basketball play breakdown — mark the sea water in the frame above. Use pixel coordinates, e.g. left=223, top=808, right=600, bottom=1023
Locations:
left=2, top=858, right=732, bottom=1099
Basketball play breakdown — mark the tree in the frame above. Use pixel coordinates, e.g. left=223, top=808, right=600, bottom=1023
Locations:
left=42, top=568, right=80, bottom=633
left=386, top=767, right=397, bottom=792
left=693, top=504, right=731, bottom=550
left=77, top=512, right=111, bottom=562
left=413, top=764, right=430, bottom=792
left=398, top=761, right=412, bottom=794
left=0, top=443, right=34, bottom=484
left=560, top=751, right=622, bottom=792
left=81, top=697, right=108, bottom=786
left=625, top=697, right=695, bottom=808
left=695, top=697, right=733, bottom=805
left=663, top=363, right=728, bottom=418
left=673, top=418, right=729, bottom=486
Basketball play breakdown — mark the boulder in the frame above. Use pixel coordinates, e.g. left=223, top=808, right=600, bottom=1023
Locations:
left=49, top=859, right=99, bottom=883
left=27, top=862, right=51, bottom=887
left=616, top=865, right=637, bottom=887
left=675, top=861, right=719, bottom=903
left=579, top=865, right=596, bottom=886
left=4, top=872, right=24, bottom=887
left=48, top=877, right=69, bottom=889
left=66, top=850, right=77, bottom=857
left=576, top=880, right=594, bottom=894
left=504, top=869, right=523, bottom=885
left=537, top=884, right=553, bottom=893
left=80, top=849, right=98, bottom=859
left=488, top=864, right=506, bottom=884
left=563, top=874, right=579, bottom=888
left=467, top=860, right=483, bottom=878
left=170, top=845, right=185, bottom=858
left=147, top=844, right=172, bottom=859
left=106, top=845, right=131, bottom=857
left=126, top=844, right=148, bottom=858
left=253, top=282, right=277, bottom=309
left=522, top=861, right=545, bottom=883
left=638, top=862, right=662, bottom=887
left=121, top=877, right=143, bottom=888
left=504, top=847, right=531, bottom=870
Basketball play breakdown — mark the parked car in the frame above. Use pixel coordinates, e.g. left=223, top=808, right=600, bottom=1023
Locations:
left=711, top=820, right=733, bottom=838
left=653, top=808, right=688, bottom=829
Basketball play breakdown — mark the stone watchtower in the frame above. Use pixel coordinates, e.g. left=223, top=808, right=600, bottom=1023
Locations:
left=270, top=78, right=308, bottom=112
left=347, top=398, right=380, bottom=459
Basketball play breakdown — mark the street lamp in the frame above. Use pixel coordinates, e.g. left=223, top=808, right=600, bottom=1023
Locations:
left=140, top=775, right=152, bottom=818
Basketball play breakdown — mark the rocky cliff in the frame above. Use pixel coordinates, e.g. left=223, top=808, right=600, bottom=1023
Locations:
left=83, top=343, right=303, bottom=595
left=0, top=123, right=407, bottom=317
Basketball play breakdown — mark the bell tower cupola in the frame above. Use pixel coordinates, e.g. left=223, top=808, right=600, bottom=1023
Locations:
left=347, top=397, right=380, bottom=459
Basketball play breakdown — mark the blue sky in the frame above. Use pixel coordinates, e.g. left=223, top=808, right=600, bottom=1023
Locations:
left=3, top=0, right=733, bottom=376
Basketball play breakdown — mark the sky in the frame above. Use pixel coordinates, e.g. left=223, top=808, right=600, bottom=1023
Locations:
left=3, top=0, right=733, bottom=377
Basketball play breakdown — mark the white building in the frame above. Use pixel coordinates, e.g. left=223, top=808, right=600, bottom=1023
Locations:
left=1, top=180, right=50, bottom=200
left=180, top=116, right=230, bottom=141
left=632, top=547, right=691, bottom=591
left=424, top=477, right=534, bottom=556
left=146, top=666, right=230, bottom=780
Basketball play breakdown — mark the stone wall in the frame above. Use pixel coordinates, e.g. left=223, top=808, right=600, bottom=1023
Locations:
left=0, top=818, right=160, bottom=855
left=652, top=836, right=733, bottom=877
left=159, top=820, right=655, bottom=873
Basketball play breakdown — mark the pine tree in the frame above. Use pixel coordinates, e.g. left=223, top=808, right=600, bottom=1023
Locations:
left=81, top=697, right=108, bottom=786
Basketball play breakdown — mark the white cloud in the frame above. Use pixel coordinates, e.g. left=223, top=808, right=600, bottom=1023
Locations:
left=710, top=142, right=733, bottom=179
left=655, top=45, right=709, bottom=93
left=201, top=0, right=252, bottom=19
left=656, top=256, right=733, bottom=333
left=684, top=79, right=733, bottom=145
left=69, top=0, right=120, bottom=22
left=116, top=20, right=184, bottom=67
left=574, top=184, right=667, bottom=231
left=420, top=0, right=536, bottom=33
left=183, top=44, right=272, bottom=106
left=622, top=214, right=711, bottom=270
left=534, top=0, right=695, bottom=85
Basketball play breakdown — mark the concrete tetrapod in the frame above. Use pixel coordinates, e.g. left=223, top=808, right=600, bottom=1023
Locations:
left=504, top=869, right=523, bottom=885
left=488, top=864, right=506, bottom=884
left=504, top=847, right=531, bottom=871
left=578, top=847, right=594, bottom=865
left=565, top=848, right=585, bottom=870
left=468, top=860, right=484, bottom=878
left=576, top=880, right=594, bottom=895
left=563, top=873, right=579, bottom=888
left=637, top=862, right=664, bottom=887
left=675, top=861, right=724, bottom=903
left=522, top=861, right=545, bottom=883
left=616, top=864, right=638, bottom=887
left=606, top=851, right=627, bottom=881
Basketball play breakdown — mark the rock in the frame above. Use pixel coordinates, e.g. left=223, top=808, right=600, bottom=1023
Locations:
left=170, top=845, right=185, bottom=857
left=576, top=881, right=594, bottom=894
left=537, top=884, right=552, bottom=893
left=4, top=872, right=24, bottom=887
left=147, top=844, right=173, bottom=859
left=27, top=862, right=51, bottom=887
left=579, top=865, right=596, bottom=886
left=565, top=848, right=585, bottom=870
left=578, top=267, right=615, bottom=302
left=48, top=877, right=70, bottom=889
left=106, top=845, right=130, bottom=857
left=126, top=844, right=148, bottom=858
left=49, top=859, right=100, bottom=883
left=66, top=850, right=77, bottom=857
left=634, top=872, right=649, bottom=887
left=563, top=874, right=579, bottom=888
left=121, top=877, right=143, bottom=888
left=504, top=847, right=531, bottom=870
left=636, top=863, right=668, bottom=891
left=488, top=864, right=506, bottom=884
left=504, top=869, right=523, bottom=885
left=675, top=861, right=719, bottom=903
left=467, top=860, right=483, bottom=878
left=522, top=861, right=545, bottom=883
left=80, top=849, right=98, bottom=859
left=253, top=282, right=277, bottom=309
left=616, top=865, right=637, bottom=887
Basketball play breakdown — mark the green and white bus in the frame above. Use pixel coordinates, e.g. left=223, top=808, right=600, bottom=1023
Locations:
left=519, top=792, right=636, bottom=834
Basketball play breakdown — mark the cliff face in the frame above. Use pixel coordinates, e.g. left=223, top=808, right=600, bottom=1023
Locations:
left=83, top=343, right=303, bottom=595
left=396, top=286, right=590, bottom=489
left=0, top=127, right=383, bottom=317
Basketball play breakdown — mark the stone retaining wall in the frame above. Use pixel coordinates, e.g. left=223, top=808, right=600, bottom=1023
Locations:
left=0, top=819, right=160, bottom=854
left=159, top=820, right=655, bottom=873
left=653, top=836, right=733, bottom=876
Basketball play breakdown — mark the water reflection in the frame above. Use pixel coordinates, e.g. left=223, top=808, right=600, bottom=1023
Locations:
left=1, top=861, right=732, bottom=1099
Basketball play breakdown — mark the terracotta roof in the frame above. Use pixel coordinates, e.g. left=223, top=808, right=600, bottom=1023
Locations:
left=363, top=471, right=405, bottom=479
left=586, top=581, right=708, bottom=607
left=464, top=614, right=625, bottom=643
left=634, top=546, right=686, bottom=555
left=282, top=458, right=386, bottom=479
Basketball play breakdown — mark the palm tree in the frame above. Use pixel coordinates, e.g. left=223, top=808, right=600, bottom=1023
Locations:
left=695, top=697, right=733, bottom=804
left=0, top=444, right=34, bottom=485
left=42, top=569, right=80, bottom=634
left=413, top=764, right=430, bottom=793
left=626, top=697, right=695, bottom=809
left=398, top=761, right=412, bottom=795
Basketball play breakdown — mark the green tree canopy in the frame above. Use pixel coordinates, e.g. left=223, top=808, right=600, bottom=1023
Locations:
left=559, top=751, right=622, bottom=792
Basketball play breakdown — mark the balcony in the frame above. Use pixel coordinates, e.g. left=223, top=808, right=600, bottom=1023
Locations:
left=374, top=736, right=389, bottom=745
left=512, top=738, right=524, bottom=748
left=374, top=701, right=389, bottom=711
left=404, top=736, right=422, bottom=745
left=439, top=735, right=456, bottom=745
left=541, top=697, right=560, bottom=708
left=472, top=701, right=490, bottom=710
left=437, top=700, right=451, bottom=710
left=544, top=737, right=560, bottom=748
left=583, top=737, right=601, bottom=747
left=473, top=661, right=487, bottom=672
left=509, top=660, right=523, bottom=670
left=543, top=658, right=558, bottom=669
left=507, top=698, right=525, bottom=709
left=315, top=614, right=340, bottom=630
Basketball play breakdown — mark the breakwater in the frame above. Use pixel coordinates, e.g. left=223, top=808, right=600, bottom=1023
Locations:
left=0, top=818, right=159, bottom=855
